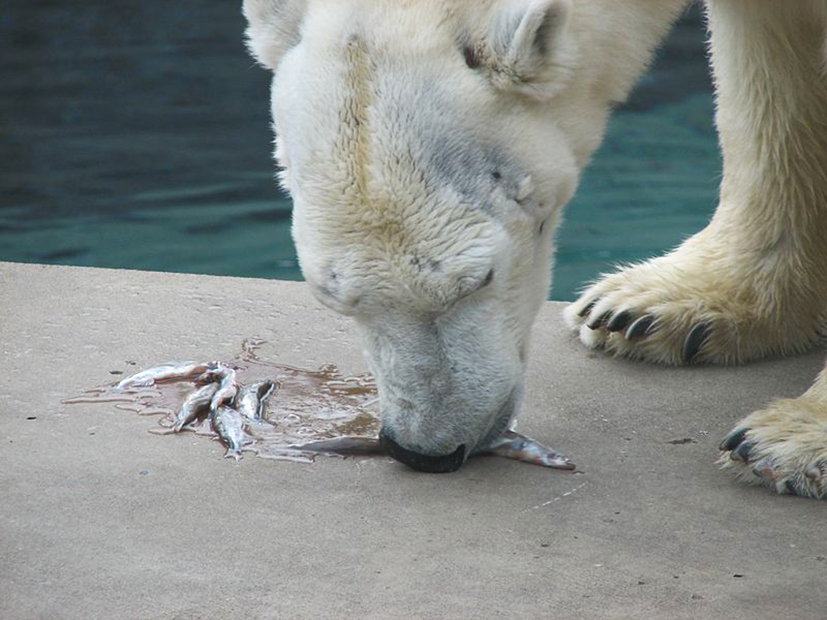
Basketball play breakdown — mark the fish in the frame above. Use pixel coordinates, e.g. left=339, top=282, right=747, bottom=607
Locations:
left=194, top=365, right=227, bottom=384
left=116, top=361, right=219, bottom=389
left=207, top=366, right=238, bottom=411
left=483, top=431, right=575, bottom=470
left=296, top=433, right=573, bottom=468
left=237, top=380, right=275, bottom=421
left=173, top=382, right=219, bottom=431
left=211, top=405, right=249, bottom=460
left=292, top=436, right=382, bottom=455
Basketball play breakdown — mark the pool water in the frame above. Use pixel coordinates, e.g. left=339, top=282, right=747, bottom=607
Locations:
left=0, top=2, right=717, bottom=301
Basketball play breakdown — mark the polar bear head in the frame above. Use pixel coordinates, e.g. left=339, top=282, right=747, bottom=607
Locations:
left=245, top=0, right=583, bottom=472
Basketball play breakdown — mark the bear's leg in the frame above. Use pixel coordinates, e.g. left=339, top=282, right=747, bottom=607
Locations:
left=719, top=360, right=827, bottom=498
left=564, top=0, right=827, bottom=366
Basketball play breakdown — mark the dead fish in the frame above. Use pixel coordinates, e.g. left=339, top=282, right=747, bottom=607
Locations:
left=293, top=436, right=382, bottom=455
left=237, top=380, right=275, bottom=421
left=173, top=382, right=219, bottom=431
left=483, top=431, right=575, bottom=470
left=116, top=361, right=218, bottom=389
left=207, top=367, right=238, bottom=411
left=211, top=405, right=249, bottom=460
left=194, top=365, right=228, bottom=384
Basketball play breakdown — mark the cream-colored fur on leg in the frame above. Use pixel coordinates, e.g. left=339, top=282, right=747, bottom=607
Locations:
left=565, top=0, right=827, bottom=496
left=565, top=0, right=827, bottom=367
left=720, top=362, right=827, bottom=498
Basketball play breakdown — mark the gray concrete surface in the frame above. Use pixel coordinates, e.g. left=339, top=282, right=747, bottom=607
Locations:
left=1, top=262, right=825, bottom=620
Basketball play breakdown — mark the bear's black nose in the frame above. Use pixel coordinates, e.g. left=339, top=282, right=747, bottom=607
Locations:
left=379, top=428, right=465, bottom=474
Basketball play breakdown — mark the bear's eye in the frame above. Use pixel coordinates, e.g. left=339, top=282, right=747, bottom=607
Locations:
left=482, top=269, right=494, bottom=287
left=463, top=46, right=480, bottom=69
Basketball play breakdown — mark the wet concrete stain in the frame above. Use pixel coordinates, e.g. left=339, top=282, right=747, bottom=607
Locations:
left=64, top=338, right=380, bottom=463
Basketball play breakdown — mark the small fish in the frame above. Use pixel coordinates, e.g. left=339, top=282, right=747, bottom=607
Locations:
left=293, top=436, right=382, bottom=455
left=208, top=367, right=238, bottom=411
left=116, top=361, right=218, bottom=389
left=237, top=380, right=275, bottom=421
left=483, top=431, right=575, bottom=470
left=211, top=405, right=249, bottom=460
left=173, top=382, right=219, bottom=431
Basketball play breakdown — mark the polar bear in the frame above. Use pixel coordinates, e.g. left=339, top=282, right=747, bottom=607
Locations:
left=243, top=0, right=827, bottom=496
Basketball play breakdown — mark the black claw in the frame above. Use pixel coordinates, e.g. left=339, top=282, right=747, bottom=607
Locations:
left=720, top=428, right=749, bottom=451
left=784, top=480, right=799, bottom=496
left=730, top=440, right=756, bottom=463
left=682, top=322, right=710, bottom=363
left=577, top=298, right=599, bottom=318
left=625, top=314, right=655, bottom=341
left=606, top=310, right=633, bottom=333
left=751, top=462, right=771, bottom=479
left=587, top=311, right=612, bottom=331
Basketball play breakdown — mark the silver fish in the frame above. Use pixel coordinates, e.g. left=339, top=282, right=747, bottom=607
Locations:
left=116, top=361, right=218, bottom=389
left=207, top=367, right=238, bottom=411
left=293, top=436, right=382, bottom=455
left=237, top=380, right=275, bottom=421
left=173, top=382, right=219, bottom=431
left=211, top=405, right=248, bottom=460
left=483, top=431, right=575, bottom=470
left=296, top=433, right=574, bottom=468
left=195, top=364, right=231, bottom=384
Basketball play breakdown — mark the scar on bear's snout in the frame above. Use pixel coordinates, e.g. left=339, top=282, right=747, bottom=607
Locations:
left=409, top=256, right=441, bottom=272
left=463, top=46, right=481, bottom=69
left=319, top=271, right=341, bottom=299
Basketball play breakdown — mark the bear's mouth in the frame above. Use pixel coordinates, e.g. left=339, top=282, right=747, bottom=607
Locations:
left=378, top=427, right=466, bottom=473
left=472, top=386, right=521, bottom=455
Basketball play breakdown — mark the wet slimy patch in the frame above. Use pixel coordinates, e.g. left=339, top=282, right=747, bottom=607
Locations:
left=64, top=338, right=380, bottom=462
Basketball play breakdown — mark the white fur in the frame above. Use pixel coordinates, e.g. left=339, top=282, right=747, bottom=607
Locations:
left=560, top=0, right=827, bottom=495
left=245, top=0, right=827, bottom=488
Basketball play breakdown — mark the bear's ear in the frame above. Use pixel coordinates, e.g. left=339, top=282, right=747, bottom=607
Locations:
left=243, top=0, right=306, bottom=71
left=485, top=0, right=576, bottom=97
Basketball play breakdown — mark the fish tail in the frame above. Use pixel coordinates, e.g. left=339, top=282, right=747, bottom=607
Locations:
left=224, top=447, right=242, bottom=461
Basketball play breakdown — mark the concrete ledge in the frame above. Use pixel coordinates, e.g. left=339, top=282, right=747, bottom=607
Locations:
left=1, top=262, right=826, bottom=619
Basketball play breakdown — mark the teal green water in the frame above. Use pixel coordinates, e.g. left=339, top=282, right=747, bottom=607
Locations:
left=0, top=3, right=718, bottom=301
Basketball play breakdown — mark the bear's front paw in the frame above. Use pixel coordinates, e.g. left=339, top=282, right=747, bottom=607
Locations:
left=719, top=396, right=827, bottom=499
left=563, top=259, right=721, bottom=364
left=562, top=239, right=822, bottom=365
